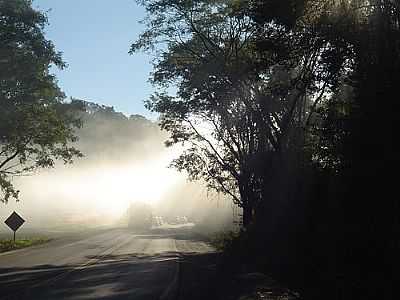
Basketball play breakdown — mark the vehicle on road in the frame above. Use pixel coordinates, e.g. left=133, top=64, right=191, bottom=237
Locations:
left=128, top=202, right=152, bottom=231
left=152, top=215, right=164, bottom=226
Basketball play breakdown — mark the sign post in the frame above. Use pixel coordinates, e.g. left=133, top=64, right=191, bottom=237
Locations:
left=4, top=211, right=25, bottom=243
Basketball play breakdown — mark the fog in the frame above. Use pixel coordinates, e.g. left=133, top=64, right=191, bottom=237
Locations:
left=0, top=101, right=236, bottom=232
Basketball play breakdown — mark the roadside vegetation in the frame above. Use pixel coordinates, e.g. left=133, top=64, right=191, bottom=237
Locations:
left=133, top=1, right=400, bottom=299
left=206, top=231, right=239, bottom=252
left=0, top=238, right=51, bottom=253
left=0, top=0, right=83, bottom=203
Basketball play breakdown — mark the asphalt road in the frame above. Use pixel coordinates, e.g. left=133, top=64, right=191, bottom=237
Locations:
left=0, top=226, right=218, bottom=300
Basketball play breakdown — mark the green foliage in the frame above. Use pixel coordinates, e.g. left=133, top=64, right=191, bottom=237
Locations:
left=0, top=237, right=51, bottom=253
left=0, top=0, right=83, bottom=203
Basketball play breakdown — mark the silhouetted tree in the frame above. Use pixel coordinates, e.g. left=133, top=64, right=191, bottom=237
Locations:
left=132, top=0, right=340, bottom=227
left=246, top=1, right=400, bottom=299
left=132, top=1, right=400, bottom=297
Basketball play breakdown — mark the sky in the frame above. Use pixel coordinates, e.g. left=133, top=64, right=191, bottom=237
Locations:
left=33, top=0, right=154, bottom=118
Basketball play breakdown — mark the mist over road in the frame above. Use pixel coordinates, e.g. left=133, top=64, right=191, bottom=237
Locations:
left=0, top=226, right=218, bottom=300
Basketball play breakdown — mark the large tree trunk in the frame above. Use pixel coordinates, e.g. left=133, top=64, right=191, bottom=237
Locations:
left=239, top=180, right=255, bottom=229
left=242, top=203, right=253, bottom=228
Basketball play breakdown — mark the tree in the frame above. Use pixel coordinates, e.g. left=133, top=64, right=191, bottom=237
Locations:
left=132, top=0, right=338, bottom=227
left=249, top=1, right=400, bottom=298
left=0, top=0, right=82, bottom=203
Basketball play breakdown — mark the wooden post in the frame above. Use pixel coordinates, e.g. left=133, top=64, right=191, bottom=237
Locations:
left=13, top=231, right=15, bottom=243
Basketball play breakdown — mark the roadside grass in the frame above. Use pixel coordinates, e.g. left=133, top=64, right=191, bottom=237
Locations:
left=207, top=230, right=240, bottom=251
left=191, top=222, right=241, bottom=251
left=0, top=237, right=51, bottom=253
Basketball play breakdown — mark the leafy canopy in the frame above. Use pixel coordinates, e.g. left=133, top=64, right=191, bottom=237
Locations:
left=0, top=0, right=83, bottom=203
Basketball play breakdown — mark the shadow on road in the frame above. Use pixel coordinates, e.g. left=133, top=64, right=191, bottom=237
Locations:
left=0, top=250, right=220, bottom=300
left=176, top=251, right=220, bottom=300
left=0, top=253, right=177, bottom=300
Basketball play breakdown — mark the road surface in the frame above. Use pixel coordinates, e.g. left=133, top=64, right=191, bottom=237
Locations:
left=0, top=226, right=218, bottom=300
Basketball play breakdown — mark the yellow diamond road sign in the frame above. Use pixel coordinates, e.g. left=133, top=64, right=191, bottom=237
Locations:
left=5, top=211, right=25, bottom=232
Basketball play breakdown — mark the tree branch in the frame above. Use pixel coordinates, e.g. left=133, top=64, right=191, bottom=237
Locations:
left=0, top=149, right=20, bottom=170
